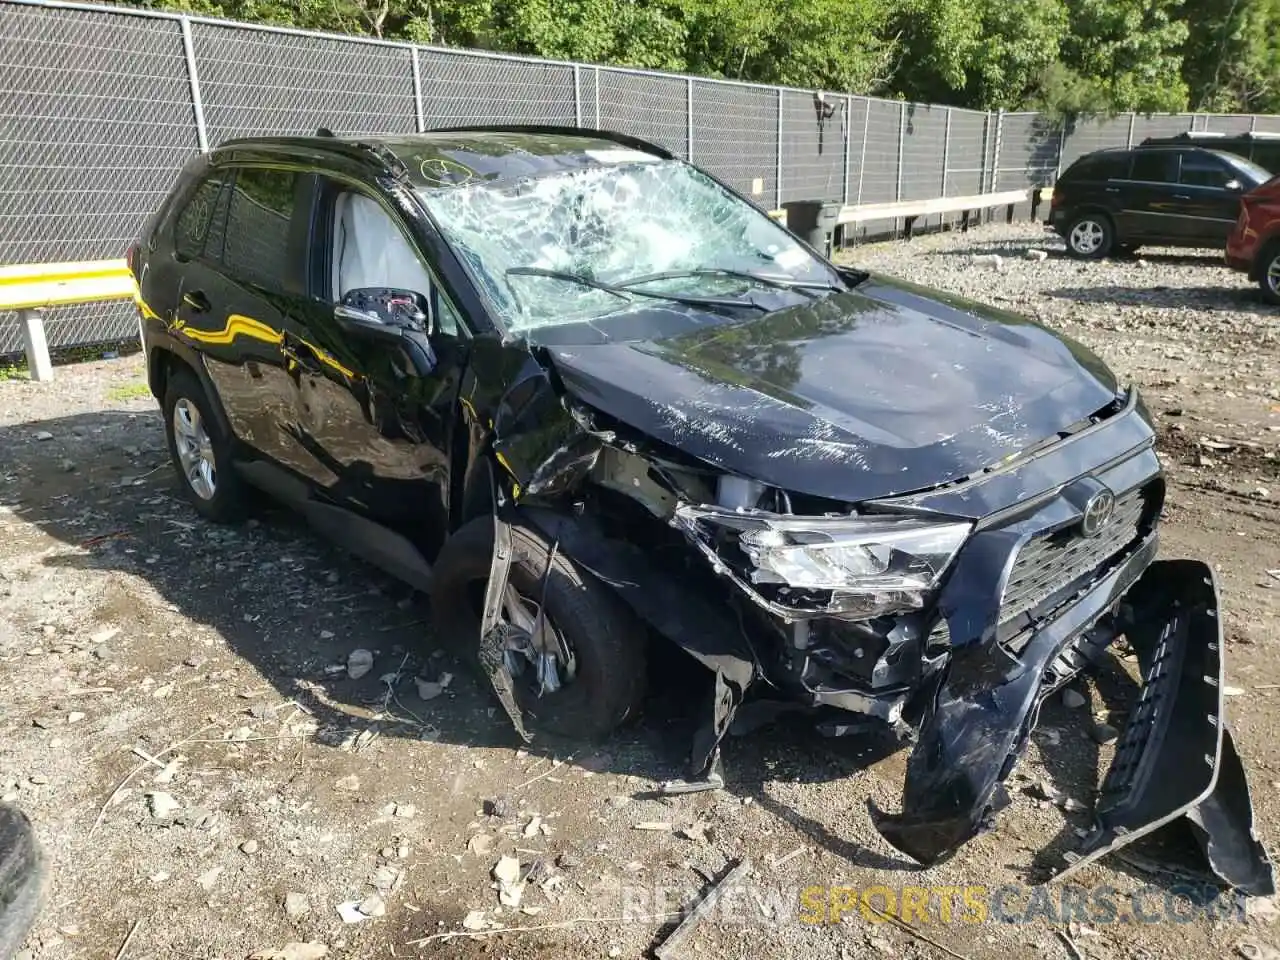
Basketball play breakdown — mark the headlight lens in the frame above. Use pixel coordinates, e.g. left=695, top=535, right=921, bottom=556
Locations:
left=674, top=505, right=972, bottom=618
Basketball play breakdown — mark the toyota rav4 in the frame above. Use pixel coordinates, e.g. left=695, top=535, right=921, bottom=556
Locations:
left=130, top=127, right=1272, bottom=889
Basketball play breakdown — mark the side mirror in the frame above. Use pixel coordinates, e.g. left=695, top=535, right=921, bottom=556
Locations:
left=336, top=287, right=433, bottom=336
left=334, top=287, right=437, bottom=375
left=1225, top=179, right=1243, bottom=192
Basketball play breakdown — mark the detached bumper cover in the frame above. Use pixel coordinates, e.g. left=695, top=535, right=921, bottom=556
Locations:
left=872, top=554, right=1273, bottom=893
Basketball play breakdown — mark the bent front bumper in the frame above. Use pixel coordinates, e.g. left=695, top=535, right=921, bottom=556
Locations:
left=872, top=554, right=1273, bottom=894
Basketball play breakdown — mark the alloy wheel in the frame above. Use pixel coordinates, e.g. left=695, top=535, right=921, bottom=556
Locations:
left=172, top=398, right=217, bottom=500
left=1268, top=253, right=1280, bottom=297
left=1070, top=220, right=1105, bottom=255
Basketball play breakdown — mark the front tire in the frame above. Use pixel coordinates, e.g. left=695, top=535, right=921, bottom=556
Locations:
left=1065, top=213, right=1114, bottom=260
left=1259, top=242, right=1280, bottom=306
left=162, top=367, right=247, bottom=523
left=0, top=805, right=46, bottom=958
left=431, top=515, right=647, bottom=741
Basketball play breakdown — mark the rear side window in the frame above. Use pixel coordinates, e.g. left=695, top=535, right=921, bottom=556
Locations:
left=1064, top=153, right=1128, bottom=182
left=223, top=168, right=299, bottom=291
left=1130, top=151, right=1179, bottom=183
left=1179, top=152, right=1232, bottom=188
left=173, top=175, right=226, bottom=261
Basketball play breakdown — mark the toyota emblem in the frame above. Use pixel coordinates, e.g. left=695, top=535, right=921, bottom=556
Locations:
left=1079, top=490, right=1116, bottom=538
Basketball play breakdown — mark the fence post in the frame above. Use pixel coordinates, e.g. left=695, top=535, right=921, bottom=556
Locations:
left=776, top=88, right=783, bottom=210
left=179, top=16, right=208, bottom=151
left=855, top=101, right=870, bottom=204
left=686, top=78, right=694, bottom=162
left=1251, top=115, right=1258, bottom=133
left=991, top=109, right=1004, bottom=193
left=19, top=309, right=53, bottom=383
left=593, top=67, right=600, bottom=128
left=410, top=48, right=425, bottom=132
left=1126, top=113, right=1136, bottom=148
left=896, top=101, right=906, bottom=203
left=843, top=96, right=852, bottom=205
left=940, top=107, right=951, bottom=229
left=1055, top=123, right=1067, bottom=180
left=573, top=65, right=582, bottom=127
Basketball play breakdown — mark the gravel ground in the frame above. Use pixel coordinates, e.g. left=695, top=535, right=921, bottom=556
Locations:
left=1, top=222, right=1278, bottom=960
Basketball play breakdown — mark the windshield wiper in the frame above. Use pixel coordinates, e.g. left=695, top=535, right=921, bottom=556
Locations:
left=505, top=266, right=767, bottom=311
left=617, top=267, right=843, bottom=293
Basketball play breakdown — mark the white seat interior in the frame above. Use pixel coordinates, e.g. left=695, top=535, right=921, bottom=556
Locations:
left=332, top=192, right=435, bottom=302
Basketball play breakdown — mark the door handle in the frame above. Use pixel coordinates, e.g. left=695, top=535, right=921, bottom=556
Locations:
left=1173, top=194, right=1191, bottom=200
left=182, top=290, right=211, bottom=313
left=1104, top=187, right=1119, bottom=193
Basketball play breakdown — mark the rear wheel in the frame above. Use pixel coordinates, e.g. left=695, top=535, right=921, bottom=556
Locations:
left=1260, top=243, right=1280, bottom=306
left=430, top=516, right=647, bottom=741
left=162, top=367, right=247, bottom=523
left=1066, top=213, right=1114, bottom=259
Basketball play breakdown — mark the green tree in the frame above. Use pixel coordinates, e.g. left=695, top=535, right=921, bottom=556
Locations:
left=1181, top=0, right=1280, bottom=113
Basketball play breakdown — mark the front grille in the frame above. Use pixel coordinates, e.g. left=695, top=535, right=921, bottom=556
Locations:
left=928, top=485, right=1150, bottom=649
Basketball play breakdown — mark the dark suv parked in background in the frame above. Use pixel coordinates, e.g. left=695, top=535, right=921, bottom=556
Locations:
left=1050, top=145, right=1271, bottom=258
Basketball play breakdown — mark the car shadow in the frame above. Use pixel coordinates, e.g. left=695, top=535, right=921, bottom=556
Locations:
left=1044, top=283, right=1273, bottom=312
left=1, top=408, right=937, bottom=873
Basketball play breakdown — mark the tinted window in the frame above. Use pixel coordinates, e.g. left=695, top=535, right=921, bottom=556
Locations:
left=1179, top=152, right=1232, bottom=188
left=173, top=175, right=224, bottom=261
left=1065, top=152, right=1128, bottom=181
left=223, top=168, right=298, bottom=290
left=1130, top=151, right=1179, bottom=183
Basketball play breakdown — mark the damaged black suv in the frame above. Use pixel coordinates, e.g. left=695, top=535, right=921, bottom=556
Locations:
left=131, top=127, right=1272, bottom=891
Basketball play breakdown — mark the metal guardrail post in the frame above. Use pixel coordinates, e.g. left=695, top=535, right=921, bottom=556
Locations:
left=411, top=48, right=425, bottom=132
left=1252, top=115, right=1258, bottom=133
left=686, top=77, right=694, bottom=162
left=941, top=107, right=951, bottom=226
left=594, top=66, right=601, bottom=128
left=19, top=309, right=53, bottom=382
left=179, top=16, right=208, bottom=151
left=776, top=88, right=783, bottom=210
left=1126, top=113, right=1136, bottom=148
left=1056, top=124, right=1067, bottom=180
left=573, top=65, right=582, bottom=127
left=991, top=109, right=1004, bottom=193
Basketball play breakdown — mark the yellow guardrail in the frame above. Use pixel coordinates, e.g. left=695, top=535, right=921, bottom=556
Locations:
left=0, top=259, right=139, bottom=381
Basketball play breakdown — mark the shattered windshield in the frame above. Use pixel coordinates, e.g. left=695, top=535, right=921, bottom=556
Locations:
left=417, top=157, right=840, bottom=333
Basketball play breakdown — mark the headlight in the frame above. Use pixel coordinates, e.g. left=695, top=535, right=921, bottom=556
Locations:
left=674, top=504, right=971, bottom=619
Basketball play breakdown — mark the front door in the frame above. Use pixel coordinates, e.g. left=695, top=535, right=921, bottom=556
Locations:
left=286, top=180, right=468, bottom=547
left=1172, top=150, right=1245, bottom=246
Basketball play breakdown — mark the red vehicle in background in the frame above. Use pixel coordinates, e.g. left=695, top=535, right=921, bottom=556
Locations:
left=1226, top=174, right=1280, bottom=305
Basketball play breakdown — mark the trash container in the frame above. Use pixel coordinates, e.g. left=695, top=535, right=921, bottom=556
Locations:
left=781, top=200, right=842, bottom=257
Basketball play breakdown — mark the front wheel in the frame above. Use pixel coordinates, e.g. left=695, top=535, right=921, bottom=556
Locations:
left=1066, top=214, right=1114, bottom=260
left=1259, top=243, right=1280, bottom=306
left=430, top=516, right=648, bottom=741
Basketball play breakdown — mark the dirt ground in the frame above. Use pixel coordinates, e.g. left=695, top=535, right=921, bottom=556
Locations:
left=1, top=222, right=1278, bottom=960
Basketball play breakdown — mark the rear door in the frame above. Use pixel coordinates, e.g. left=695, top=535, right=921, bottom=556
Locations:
left=1120, top=151, right=1182, bottom=242
left=1172, top=150, right=1243, bottom=245
left=188, top=165, right=337, bottom=482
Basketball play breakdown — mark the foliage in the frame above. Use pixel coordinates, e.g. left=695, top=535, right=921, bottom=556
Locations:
left=124, top=0, right=1280, bottom=117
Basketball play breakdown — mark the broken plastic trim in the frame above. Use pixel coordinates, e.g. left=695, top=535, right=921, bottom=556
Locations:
left=672, top=502, right=971, bottom=621
left=1051, top=560, right=1274, bottom=895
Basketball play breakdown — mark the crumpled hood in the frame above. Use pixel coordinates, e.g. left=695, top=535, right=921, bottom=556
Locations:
left=545, top=276, right=1121, bottom=503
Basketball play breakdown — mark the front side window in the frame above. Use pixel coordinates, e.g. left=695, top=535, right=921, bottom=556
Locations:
left=1179, top=152, right=1232, bottom=188
left=417, top=158, right=840, bottom=333
left=329, top=188, right=460, bottom=335
left=223, top=168, right=298, bottom=290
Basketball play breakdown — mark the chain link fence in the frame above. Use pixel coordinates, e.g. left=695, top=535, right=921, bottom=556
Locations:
left=3, top=0, right=1280, bottom=354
